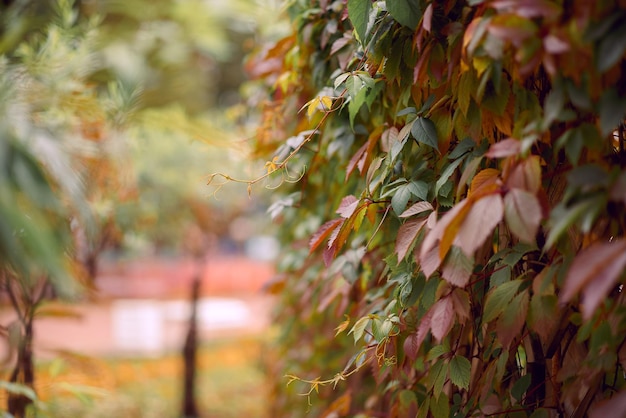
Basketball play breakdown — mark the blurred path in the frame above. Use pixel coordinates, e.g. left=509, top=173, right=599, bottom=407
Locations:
left=0, top=254, right=275, bottom=358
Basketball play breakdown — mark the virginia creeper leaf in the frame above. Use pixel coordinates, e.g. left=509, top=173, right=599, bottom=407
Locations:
left=386, top=0, right=422, bottom=29
left=310, top=218, right=343, bottom=253
left=454, top=193, right=504, bottom=258
left=449, top=355, right=471, bottom=390
left=430, top=296, right=454, bottom=342
left=400, top=201, right=434, bottom=218
left=496, top=289, right=529, bottom=348
left=347, top=0, right=372, bottom=44
left=411, top=117, right=439, bottom=150
left=560, top=239, right=626, bottom=319
left=396, top=218, right=427, bottom=261
left=483, top=279, right=522, bottom=324
left=504, top=188, right=542, bottom=244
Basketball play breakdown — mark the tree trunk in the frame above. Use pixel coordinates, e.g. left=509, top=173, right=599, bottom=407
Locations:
left=182, top=275, right=201, bottom=418
left=7, top=318, right=34, bottom=417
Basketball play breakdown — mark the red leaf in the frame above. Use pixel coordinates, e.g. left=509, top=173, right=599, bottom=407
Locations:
left=485, top=138, right=521, bottom=158
left=403, top=333, right=421, bottom=361
left=346, top=142, right=368, bottom=180
left=454, top=194, right=504, bottom=258
left=430, top=296, right=455, bottom=342
left=337, top=195, right=359, bottom=218
left=423, top=4, right=433, bottom=32
left=396, top=218, right=427, bottom=261
left=504, top=188, right=542, bottom=243
left=309, top=218, right=344, bottom=253
left=560, top=239, right=626, bottom=320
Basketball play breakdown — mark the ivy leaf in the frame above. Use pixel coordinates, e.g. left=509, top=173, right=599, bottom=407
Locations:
left=411, top=117, right=439, bottom=150
left=504, top=188, right=542, bottom=244
left=560, top=239, right=626, bottom=319
left=347, top=0, right=372, bottom=44
left=449, top=355, right=471, bottom=390
left=386, top=0, right=422, bottom=30
left=396, top=218, right=427, bottom=261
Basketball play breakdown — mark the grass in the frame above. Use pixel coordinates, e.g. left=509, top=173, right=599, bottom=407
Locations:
left=4, top=336, right=271, bottom=418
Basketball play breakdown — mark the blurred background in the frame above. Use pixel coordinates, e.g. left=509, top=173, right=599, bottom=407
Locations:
left=0, top=0, right=286, bottom=416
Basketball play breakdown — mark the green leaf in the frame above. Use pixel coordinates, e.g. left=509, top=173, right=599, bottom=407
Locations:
left=436, top=156, right=465, bottom=195
left=449, top=355, right=471, bottom=390
left=349, top=316, right=371, bottom=343
left=599, top=89, right=626, bottom=136
left=483, top=279, right=522, bottom=323
left=391, top=183, right=413, bottom=215
left=386, top=0, right=422, bottom=29
left=411, top=117, right=439, bottom=150
left=511, top=373, right=532, bottom=402
left=348, top=0, right=372, bottom=44
left=597, top=19, right=626, bottom=72
left=430, top=391, right=450, bottom=418
left=0, top=380, right=38, bottom=401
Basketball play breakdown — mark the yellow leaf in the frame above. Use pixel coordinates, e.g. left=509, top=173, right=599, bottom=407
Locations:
left=320, top=96, right=334, bottom=111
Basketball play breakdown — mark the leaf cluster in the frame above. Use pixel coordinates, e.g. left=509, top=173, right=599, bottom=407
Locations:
left=249, top=0, right=626, bottom=416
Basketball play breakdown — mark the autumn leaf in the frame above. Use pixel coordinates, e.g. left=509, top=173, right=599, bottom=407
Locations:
left=400, top=201, right=434, bottom=218
left=454, top=193, right=504, bottom=258
left=589, top=390, right=626, bottom=418
left=442, top=247, right=474, bottom=288
left=469, top=168, right=500, bottom=197
left=310, top=218, right=343, bottom=253
left=336, top=195, right=359, bottom=218
left=430, top=296, right=455, bottom=342
left=395, top=218, right=427, bottom=261
left=506, top=156, right=542, bottom=194
left=504, top=188, right=542, bottom=243
left=321, top=390, right=351, bottom=417
left=485, top=138, right=521, bottom=158
left=560, top=239, right=626, bottom=319
left=496, top=289, right=529, bottom=348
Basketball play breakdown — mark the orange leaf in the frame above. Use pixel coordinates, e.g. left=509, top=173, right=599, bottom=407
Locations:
left=469, top=168, right=500, bottom=196
left=321, top=390, right=351, bottom=417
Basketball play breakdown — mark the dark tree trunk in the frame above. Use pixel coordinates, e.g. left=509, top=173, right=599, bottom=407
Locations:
left=7, top=318, right=34, bottom=417
left=182, top=275, right=201, bottom=418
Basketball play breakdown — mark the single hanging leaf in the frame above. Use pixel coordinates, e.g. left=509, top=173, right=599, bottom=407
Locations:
left=386, top=0, right=422, bottom=29
left=442, top=246, right=474, bottom=287
left=449, top=355, right=471, bottom=390
left=483, top=279, right=522, bottom=324
left=485, top=138, right=521, bottom=158
left=504, top=188, right=542, bottom=244
left=560, top=239, right=626, bottom=319
left=430, top=296, right=455, bottom=342
left=496, top=289, right=529, bottom=348
left=309, top=218, right=344, bottom=253
left=396, top=218, right=427, bottom=261
left=347, top=0, right=372, bottom=44
left=454, top=193, right=504, bottom=258
left=400, top=201, right=434, bottom=218
left=411, top=117, right=439, bottom=150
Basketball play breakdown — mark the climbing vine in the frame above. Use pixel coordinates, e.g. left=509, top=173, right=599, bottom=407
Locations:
left=244, top=0, right=626, bottom=416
